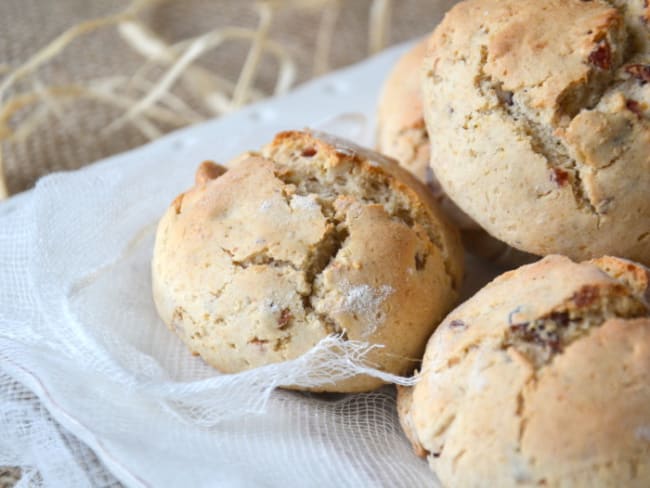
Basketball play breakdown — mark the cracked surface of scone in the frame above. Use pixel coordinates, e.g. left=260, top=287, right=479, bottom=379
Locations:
left=377, top=38, right=536, bottom=268
left=397, top=255, right=650, bottom=487
left=422, top=0, right=650, bottom=264
left=152, top=130, right=464, bottom=393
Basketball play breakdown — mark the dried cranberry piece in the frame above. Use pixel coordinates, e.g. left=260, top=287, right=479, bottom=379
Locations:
left=588, top=40, right=612, bottom=70
left=626, top=99, right=644, bottom=119
left=572, top=285, right=600, bottom=307
left=549, top=167, right=569, bottom=187
left=548, top=311, right=570, bottom=327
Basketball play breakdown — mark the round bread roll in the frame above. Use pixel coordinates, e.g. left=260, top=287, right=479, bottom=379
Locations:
left=398, top=255, right=650, bottom=487
left=422, top=0, right=650, bottom=264
left=377, top=39, right=536, bottom=267
left=377, top=39, right=433, bottom=186
left=152, top=130, right=463, bottom=392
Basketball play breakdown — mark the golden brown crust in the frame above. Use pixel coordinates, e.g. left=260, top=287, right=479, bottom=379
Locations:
left=396, top=384, right=428, bottom=458
left=194, top=160, right=227, bottom=185
left=152, top=130, right=464, bottom=393
left=422, top=0, right=650, bottom=264
left=398, top=255, right=650, bottom=486
left=266, top=130, right=465, bottom=289
left=590, top=255, right=650, bottom=303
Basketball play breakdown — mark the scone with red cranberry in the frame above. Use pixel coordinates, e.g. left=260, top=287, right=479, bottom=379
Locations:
left=152, top=130, right=463, bottom=392
left=398, top=255, right=650, bottom=486
left=422, top=0, right=650, bottom=264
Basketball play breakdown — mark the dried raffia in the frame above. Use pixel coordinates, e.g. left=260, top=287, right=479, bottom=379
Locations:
left=0, top=0, right=397, bottom=200
left=369, top=0, right=392, bottom=54
left=314, top=0, right=341, bottom=76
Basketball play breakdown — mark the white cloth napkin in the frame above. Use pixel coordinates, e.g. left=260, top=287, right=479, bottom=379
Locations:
left=0, top=42, right=455, bottom=487
left=0, top=35, right=505, bottom=485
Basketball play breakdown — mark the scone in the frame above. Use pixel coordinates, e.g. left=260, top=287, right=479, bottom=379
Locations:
left=152, top=130, right=464, bottom=393
left=377, top=38, right=433, bottom=186
left=422, top=0, right=650, bottom=264
left=377, top=39, right=535, bottom=267
left=398, top=255, right=650, bottom=487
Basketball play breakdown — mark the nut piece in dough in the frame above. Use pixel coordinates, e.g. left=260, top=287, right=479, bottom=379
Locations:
left=398, top=255, right=650, bottom=487
left=422, top=0, right=650, bottom=264
left=377, top=38, right=535, bottom=267
left=152, top=130, right=464, bottom=392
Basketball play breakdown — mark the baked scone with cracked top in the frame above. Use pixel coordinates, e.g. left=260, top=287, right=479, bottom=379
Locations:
left=422, top=0, right=650, bottom=264
left=377, top=38, right=535, bottom=267
left=398, top=255, right=650, bottom=487
left=152, top=130, right=464, bottom=393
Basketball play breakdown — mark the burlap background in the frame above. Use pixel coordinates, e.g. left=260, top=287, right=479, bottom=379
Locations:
left=1, top=0, right=458, bottom=485
left=1, top=0, right=457, bottom=198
